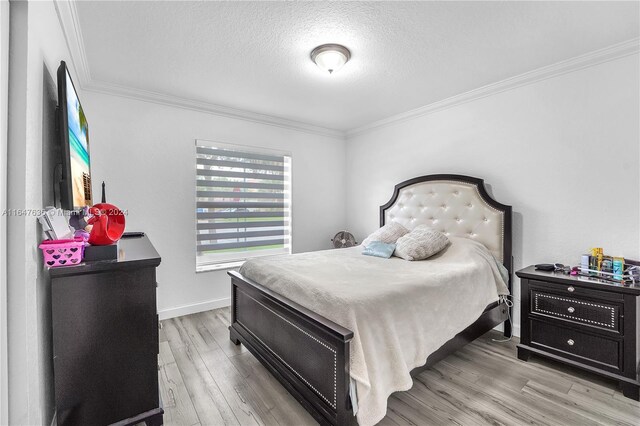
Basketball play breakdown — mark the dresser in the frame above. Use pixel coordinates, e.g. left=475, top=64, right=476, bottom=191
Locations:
left=516, top=266, right=640, bottom=400
left=50, top=235, right=163, bottom=425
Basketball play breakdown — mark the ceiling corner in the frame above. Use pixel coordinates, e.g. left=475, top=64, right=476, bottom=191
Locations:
left=54, top=0, right=92, bottom=87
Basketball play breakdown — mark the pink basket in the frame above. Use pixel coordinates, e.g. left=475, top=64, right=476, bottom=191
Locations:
left=39, top=237, right=85, bottom=268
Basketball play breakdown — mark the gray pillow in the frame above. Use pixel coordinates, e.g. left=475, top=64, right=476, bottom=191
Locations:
left=394, top=225, right=450, bottom=261
left=361, top=222, right=409, bottom=247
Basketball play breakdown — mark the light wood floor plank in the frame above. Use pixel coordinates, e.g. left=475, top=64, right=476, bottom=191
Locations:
left=404, top=362, right=489, bottom=425
left=386, top=392, right=455, bottom=426
left=184, top=315, right=282, bottom=426
left=444, top=350, right=531, bottom=394
left=571, top=381, right=640, bottom=410
left=201, top=309, right=248, bottom=358
left=522, top=380, right=636, bottom=426
left=166, top=319, right=241, bottom=426
left=399, top=387, right=477, bottom=425
left=428, top=362, right=596, bottom=426
left=457, top=343, right=574, bottom=394
left=229, top=351, right=318, bottom=426
left=159, top=323, right=168, bottom=343
left=472, top=336, right=619, bottom=395
left=159, top=308, right=640, bottom=426
left=413, top=370, right=519, bottom=425
left=473, top=375, right=599, bottom=426
left=567, top=383, right=640, bottom=423
left=163, top=316, right=194, bottom=350
left=177, top=314, right=219, bottom=355
left=198, top=349, right=278, bottom=426
left=613, top=387, right=640, bottom=405
left=158, top=341, right=201, bottom=426
left=426, top=363, right=542, bottom=426
left=193, top=313, right=226, bottom=351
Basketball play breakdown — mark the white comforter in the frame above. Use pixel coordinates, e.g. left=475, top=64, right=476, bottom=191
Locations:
left=239, top=237, right=509, bottom=426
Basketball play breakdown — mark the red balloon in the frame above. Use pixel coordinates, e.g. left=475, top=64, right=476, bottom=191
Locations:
left=87, top=203, right=126, bottom=246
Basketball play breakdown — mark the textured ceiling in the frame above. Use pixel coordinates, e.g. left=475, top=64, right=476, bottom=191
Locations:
left=76, top=1, right=639, bottom=131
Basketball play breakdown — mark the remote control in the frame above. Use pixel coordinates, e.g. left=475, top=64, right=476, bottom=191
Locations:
left=122, top=232, right=145, bottom=238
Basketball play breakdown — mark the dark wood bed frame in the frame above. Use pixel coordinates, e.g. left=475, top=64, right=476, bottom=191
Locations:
left=228, top=174, right=512, bottom=426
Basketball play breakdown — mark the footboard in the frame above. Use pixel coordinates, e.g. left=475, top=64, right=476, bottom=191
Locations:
left=228, top=271, right=355, bottom=426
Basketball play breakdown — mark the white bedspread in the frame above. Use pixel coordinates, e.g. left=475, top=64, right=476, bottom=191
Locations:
left=239, top=237, right=509, bottom=426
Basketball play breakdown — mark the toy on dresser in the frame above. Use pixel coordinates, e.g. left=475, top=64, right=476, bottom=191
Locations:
left=38, top=193, right=127, bottom=267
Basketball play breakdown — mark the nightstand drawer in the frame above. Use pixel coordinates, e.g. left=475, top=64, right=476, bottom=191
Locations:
left=530, top=319, right=621, bottom=370
left=531, top=290, right=620, bottom=332
left=529, top=279, right=624, bottom=302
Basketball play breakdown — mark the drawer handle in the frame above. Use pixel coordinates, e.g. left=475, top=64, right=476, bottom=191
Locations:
left=567, top=306, right=575, bottom=313
left=567, top=339, right=575, bottom=346
left=567, top=286, right=575, bottom=293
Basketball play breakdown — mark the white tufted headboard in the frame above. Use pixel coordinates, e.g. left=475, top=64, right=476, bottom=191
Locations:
left=381, top=175, right=512, bottom=273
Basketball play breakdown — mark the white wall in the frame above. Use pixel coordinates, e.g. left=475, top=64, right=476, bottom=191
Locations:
left=4, top=4, right=637, bottom=423
left=82, top=91, right=347, bottom=318
left=6, top=1, right=78, bottom=424
left=0, top=1, right=9, bottom=423
left=84, top=53, right=639, bottom=333
left=345, top=54, right=640, bottom=336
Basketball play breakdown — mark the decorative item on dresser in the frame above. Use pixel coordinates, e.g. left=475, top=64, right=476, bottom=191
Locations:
left=516, top=265, right=640, bottom=400
left=50, top=235, right=163, bottom=426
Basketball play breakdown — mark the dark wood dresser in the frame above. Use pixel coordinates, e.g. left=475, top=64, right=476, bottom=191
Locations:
left=50, top=235, right=163, bottom=425
left=516, top=266, right=640, bottom=400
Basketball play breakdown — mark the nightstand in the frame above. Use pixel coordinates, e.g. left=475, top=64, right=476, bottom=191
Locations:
left=516, top=266, right=640, bottom=400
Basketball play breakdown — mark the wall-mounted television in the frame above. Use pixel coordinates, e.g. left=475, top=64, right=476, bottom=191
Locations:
left=57, top=60, right=93, bottom=210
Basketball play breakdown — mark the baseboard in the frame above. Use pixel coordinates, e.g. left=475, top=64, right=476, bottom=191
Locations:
left=158, top=297, right=231, bottom=320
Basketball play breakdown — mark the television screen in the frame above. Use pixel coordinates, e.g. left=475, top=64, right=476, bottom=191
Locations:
left=57, top=61, right=92, bottom=210
left=65, top=70, right=92, bottom=207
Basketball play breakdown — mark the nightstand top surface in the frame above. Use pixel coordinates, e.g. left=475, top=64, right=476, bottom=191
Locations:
left=516, top=265, right=640, bottom=295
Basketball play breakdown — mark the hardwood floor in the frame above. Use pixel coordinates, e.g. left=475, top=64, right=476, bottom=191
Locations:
left=158, top=308, right=640, bottom=426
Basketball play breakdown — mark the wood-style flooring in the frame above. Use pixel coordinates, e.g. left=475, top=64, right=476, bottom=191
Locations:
left=158, top=308, right=640, bottom=426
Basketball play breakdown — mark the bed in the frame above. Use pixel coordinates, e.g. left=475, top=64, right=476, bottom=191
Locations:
left=228, top=174, right=513, bottom=426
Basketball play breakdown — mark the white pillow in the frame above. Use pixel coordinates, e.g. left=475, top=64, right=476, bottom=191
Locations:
left=361, top=222, right=409, bottom=247
left=394, top=225, right=450, bottom=261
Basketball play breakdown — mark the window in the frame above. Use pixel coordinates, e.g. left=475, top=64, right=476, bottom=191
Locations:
left=196, top=141, right=291, bottom=271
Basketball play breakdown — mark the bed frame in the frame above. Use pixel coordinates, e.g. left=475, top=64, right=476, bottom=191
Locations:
left=228, top=174, right=512, bottom=426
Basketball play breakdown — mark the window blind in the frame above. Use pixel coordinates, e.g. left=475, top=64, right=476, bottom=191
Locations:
left=196, top=143, right=291, bottom=269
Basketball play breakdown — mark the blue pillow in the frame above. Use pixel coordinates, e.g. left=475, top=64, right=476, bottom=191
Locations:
left=362, top=241, right=396, bottom=259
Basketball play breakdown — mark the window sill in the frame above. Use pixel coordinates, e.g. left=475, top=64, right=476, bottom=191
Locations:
left=196, top=260, right=245, bottom=273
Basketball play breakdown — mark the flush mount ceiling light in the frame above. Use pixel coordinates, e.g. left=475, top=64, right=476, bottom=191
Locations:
left=310, top=44, right=351, bottom=74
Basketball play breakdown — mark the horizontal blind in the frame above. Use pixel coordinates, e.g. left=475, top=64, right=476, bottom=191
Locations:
left=196, top=143, right=291, bottom=267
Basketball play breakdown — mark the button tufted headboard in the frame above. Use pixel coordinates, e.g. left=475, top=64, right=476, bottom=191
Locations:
left=380, top=174, right=512, bottom=274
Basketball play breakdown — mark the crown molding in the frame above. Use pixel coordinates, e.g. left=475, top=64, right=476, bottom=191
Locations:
left=55, top=0, right=639, bottom=141
left=54, top=0, right=91, bottom=85
left=83, top=80, right=345, bottom=138
left=347, top=38, right=640, bottom=138
left=54, top=0, right=343, bottom=139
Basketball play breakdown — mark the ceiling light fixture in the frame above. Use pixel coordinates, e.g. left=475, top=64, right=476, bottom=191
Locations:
left=310, top=44, right=351, bottom=74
